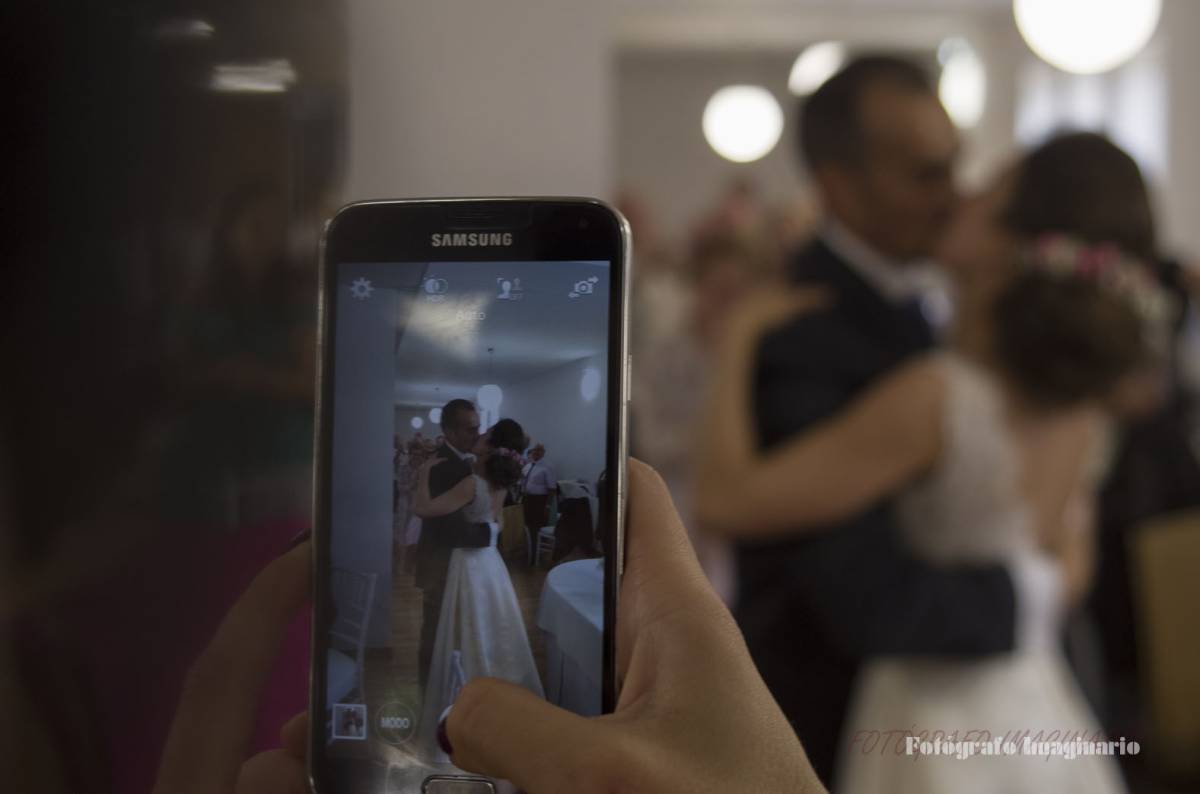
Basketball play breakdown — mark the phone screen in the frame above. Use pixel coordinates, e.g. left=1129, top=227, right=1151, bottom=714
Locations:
left=313, top=205, right=624, bottom=793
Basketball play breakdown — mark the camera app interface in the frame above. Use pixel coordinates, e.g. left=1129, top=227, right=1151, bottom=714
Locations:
left=324, top=259, right=611, bottom=790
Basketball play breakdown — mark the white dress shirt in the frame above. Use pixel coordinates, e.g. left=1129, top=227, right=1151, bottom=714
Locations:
left=523, top=460, right=557, bottom=496
left=821, top=220, right=954, bottom=331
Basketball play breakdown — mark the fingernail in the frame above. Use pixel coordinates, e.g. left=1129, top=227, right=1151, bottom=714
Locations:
left=437, top=705, right=454, bottom=756
left=284, top=528, right=312, bottom=554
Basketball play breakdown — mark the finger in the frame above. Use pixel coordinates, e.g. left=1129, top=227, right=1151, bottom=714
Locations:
left=617, top=461, right=725, bottom=676
left=448, top=677, right=627, bottom=793
left=280, top=712, right=308, bottom=759
left=235, top=750, right=309, bottom=794
left=623, top=460, right=701, bottom=582
left=154, top=541, right=311, bottom=794
left=622, top=460, right=713, bottom=609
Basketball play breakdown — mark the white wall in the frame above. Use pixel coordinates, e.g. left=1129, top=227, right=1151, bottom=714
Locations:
left=1160, top=0, right=1200, bottom=260
left=330, top=281, right=399, bottom=648
left=345, top=0, right=612, bottom=201
left=502, top=354, right=609, bottom=486
left=615, top=50, right=809, bottom=240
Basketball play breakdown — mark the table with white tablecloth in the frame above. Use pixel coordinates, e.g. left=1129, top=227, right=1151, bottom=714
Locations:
left=536, top=558, right=604, bottom=716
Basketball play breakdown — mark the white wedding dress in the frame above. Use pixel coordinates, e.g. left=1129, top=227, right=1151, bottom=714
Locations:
left=836, top=355, right=1125, bottom=794
left=420, top=475, right=545, bottom=762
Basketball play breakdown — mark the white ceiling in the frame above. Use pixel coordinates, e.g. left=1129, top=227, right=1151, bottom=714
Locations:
left=615, top=0, right=1006, bottom=10
left=385, top=260, right=612, bottom=409
left=614, top=0, right=1010, bottom=51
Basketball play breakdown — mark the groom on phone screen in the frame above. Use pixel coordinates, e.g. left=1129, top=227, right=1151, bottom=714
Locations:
left=415, top=399, right=491, bottom=690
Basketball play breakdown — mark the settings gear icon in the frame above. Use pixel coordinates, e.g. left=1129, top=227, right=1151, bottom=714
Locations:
left=349, top=277, right=374, bottom=300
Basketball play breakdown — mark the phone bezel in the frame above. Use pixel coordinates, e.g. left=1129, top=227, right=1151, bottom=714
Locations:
left=308, top=197, right=631, bottom=794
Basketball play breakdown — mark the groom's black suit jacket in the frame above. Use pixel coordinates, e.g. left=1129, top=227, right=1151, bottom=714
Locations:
left=736, top=238, right=1018, bottom=786
left=414, top=443, right=491, bottom=591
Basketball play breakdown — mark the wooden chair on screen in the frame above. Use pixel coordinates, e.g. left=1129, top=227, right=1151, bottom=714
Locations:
left=500, top=503, right=526, bottom=559
left=1130, top=509, right=1200, bottom=786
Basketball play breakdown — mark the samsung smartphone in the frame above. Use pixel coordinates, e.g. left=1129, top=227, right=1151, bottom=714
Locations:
left=310, top=198, right=630, bottom=794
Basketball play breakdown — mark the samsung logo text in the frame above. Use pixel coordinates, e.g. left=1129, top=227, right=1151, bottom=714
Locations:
left=431, top=232, right=513, bottom=247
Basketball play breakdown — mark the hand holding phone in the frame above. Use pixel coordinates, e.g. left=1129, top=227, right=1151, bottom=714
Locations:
left=154, top=464, right=820, bottom=794
left=442, top=460, right=823, bottom=794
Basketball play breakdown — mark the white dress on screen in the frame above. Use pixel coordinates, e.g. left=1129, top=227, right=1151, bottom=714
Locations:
left=836, top=355, right=1124, bottom=794
left=421, top=475, right=544, bottom=761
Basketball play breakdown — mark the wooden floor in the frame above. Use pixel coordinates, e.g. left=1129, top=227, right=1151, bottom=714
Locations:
left=361, top=544, right=550, bottom=723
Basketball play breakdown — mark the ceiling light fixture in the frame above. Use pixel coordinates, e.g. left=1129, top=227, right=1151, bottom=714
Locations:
left=210, top=58, right=297, bottom=93
left=788, top=41, right=845, bottom=96
left=702, top=85, right=784, bottom=163
left=1013, top=0, right=1161, bottom=75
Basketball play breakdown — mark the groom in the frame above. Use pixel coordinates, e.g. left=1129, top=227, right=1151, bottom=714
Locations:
left=737, top=56, right=1064, bottom=786
left=415, top=398, right=491, bottom=690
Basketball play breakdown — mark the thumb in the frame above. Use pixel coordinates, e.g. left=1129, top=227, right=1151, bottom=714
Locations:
left=447, top=678, right=619, bottom=793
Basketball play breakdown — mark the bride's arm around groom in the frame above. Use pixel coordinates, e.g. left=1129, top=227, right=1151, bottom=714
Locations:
left=413, top=455, right=476, bottom=519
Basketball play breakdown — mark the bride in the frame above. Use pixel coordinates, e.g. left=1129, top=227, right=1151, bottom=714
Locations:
left=412, top=417, right=544, bottom=762
left=697, top=133, right=1171, bottom=793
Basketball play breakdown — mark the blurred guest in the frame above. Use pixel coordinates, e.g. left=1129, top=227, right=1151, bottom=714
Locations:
left=394, top=435, right=414, bottom=557
left=623, top=190, right=690, bottom=391
left=767, top=192, right=822, bottom=263
left=697, top=55, right=1042, bottom=787
left=1091, top=255, right=1200, bottom=741
left=551, top=495, right=601, bottom=565
left=521, top=443, right=556, bottom=561
left=616, top=188, right=674, bottom=276
left=633, top=231, right=785, bottom=600
left=691, top=177, right=770, bottom=242
left=701, top=130, right=1167, bottom=792
left=399, top=439, right=430, bottom=575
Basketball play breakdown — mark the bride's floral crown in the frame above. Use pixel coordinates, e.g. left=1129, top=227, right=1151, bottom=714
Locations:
left=491, top=447, right=526, bottom=466
left=1026, top=233, right=1174, bottom=349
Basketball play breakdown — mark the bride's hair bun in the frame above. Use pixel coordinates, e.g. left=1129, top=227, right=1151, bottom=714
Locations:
left=992, top=132, right=1166, bottom=409
left=484, top=418, right=528, bottom=489
left=993, top=254, right=1154, bottom=408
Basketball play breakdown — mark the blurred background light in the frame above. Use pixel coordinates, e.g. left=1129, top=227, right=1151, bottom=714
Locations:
left=1014, top=0, right=1162, bottom=75
left=410, top=416, right=424, bottom=430
left=151, top=18, right=215, bottom=41
left=210, top=58, right=297, bottom=93
left=428, top=407, right=442, bottom=425
left=788, top=41, right=846, bottom=96
left=476, top=383, right=503, bottom=429
left=938, top=39, right=986, bottom=129
left=476, top=384, right=503, bottom=410
left=702, top=85, right=784, bottom=163
left=580, top=366, right=601, bottom=402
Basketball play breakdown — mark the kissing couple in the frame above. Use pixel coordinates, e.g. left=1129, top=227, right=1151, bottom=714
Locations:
left=411, top=398, right=544, bottom=761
